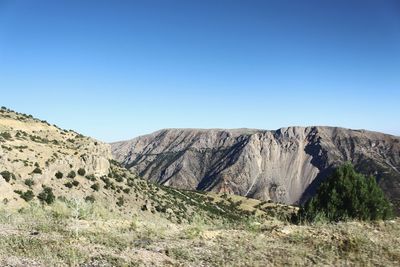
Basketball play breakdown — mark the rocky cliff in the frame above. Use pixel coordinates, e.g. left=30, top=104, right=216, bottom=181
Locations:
left=112, top=127, right=400, bottom=213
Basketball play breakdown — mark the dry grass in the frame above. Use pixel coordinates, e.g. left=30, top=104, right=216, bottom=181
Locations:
left=0, top=201, right=399, bottom=267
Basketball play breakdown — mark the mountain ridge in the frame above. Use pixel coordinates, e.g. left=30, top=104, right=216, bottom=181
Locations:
left=112, top=126, right=400, bottom=213
left=113, top=126, right=400, bottom=143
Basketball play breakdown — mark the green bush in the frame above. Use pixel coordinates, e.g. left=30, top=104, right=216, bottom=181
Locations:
left=67, top=171, right=76, bottom=178
left=24, top=178, right=35, bottom=187
left=15, top=190, right=35, bottom=202
left=85, top=174, right=96, bottom=181
left=85, top=195, right=95, bottom=203
left=55, top=171, right=63, bottom=179
left=91, top=183, right=100, bottom=191
left=0, top=171, right=15, bottom=182
left=72, top=180, right=79, bottom=187
left=37, top=187, right=55, bottom=204
left=115, top=175, right=124, bottom=183
left=77, top=168, right=86, bottom=176
left=64, top=182, right=73, bottom=188
left=299, top=163, right=393, bottom=222
left=0, top=132, right=12, bottom=140
left=116, top=196, right=124, bottom=207
left=32, top=167, right=42, bottom=174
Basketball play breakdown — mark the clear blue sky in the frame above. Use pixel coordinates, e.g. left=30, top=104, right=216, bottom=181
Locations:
left=0, top=0, right=399, bottom=142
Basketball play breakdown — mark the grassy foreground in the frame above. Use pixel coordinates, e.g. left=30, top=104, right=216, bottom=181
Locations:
left=0, top=200, right=399, bottom=267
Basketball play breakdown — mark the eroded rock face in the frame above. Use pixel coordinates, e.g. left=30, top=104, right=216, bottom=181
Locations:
left=112, top=127, right=400, bottom=212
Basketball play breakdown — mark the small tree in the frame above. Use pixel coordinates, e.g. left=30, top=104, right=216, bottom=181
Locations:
left=37, top=187, right=55, bottom=204
left=77, top=168, right=86, bottom=176
left=67, top=171, right=76, bottom=178
left=91, top=183, right=100, bottom=191
left=116, top=196, right=125, bottom=207
left=55, top=171, right=63, bottom=179
left=85, top=195, right=95, bottom=203
left=32, top=167, right=42, bottom=174
left=0, top=132, right=12, bottom=140
left=18, top=190, right=35, bottom=202
left=0, top=171, right=15, bottom=182
left=299, top=163, right=393, bottom=222
left=85, top=174, right=96, bottom=181
left=64, top=182, right=73, bottom=188
left=24, top=179, right=35, bottom=188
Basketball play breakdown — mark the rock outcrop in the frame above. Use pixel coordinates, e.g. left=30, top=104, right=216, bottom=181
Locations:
left=112, top=127, right=400, bottom=213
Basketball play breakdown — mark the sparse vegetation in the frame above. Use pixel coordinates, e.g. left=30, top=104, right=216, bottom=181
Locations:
left=0, top=200, right=398, bottom=266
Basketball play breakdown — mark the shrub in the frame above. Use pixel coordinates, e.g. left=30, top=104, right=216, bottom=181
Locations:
left=72, top=180, right=79, bottom=187
left=298, top=163, right=394, bottom=222
left=85, top=174, right=96, bottom=181
left=85, top=195, right=95, bottom=203
left=116, top=196, right=124, bottom=207
left=0, top=171, right=15, bottom=182
left=115, top=175, right=124, bottom=183
left=77, top=168, right=86, bottom=176
left=24, top=178, right=35, bottom=187
left=32, top=167, right=42, bottom=174
left=67, top=171, right=76, bottom=178
left=0, top=132, right=12, bottom=140
left=64, top=182, right=73, bottom=188
left=55, top=171, right=63, bottom=179
left=91, top=183, right=100, bottom=191
left=37, top=187, right=55, bottom=204
left=16, top=190, right=35, bottom=202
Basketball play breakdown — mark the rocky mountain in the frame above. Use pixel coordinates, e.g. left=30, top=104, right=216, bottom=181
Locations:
left=0, top=107, right=275, bottom=223
left=112, top=127, right=400, bottom=213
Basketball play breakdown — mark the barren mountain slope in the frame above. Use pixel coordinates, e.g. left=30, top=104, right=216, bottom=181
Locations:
left=112, top=127, right=400, bottom=213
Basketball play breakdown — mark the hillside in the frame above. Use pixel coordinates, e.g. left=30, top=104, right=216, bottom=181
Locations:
left=112, top=127, right=400, bottom=213
left=0, top=107, right=278, bottom=222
